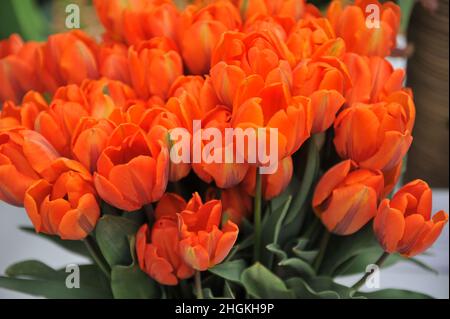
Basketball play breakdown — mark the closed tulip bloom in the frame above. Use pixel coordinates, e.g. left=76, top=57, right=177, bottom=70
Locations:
left=71, top=117, right=116, bottom=173
left=374, top=180, right=448, bottom=257
left=206, top=186, right=253, bottom=225
left=24, top=159, right=100, bottom=240
left=129, top=40, right=183, bottom=100
left=179, top=1, right=241, bottom=75
left=0, top=36, right=41, bottom=104
left=99, top=43, right=131, bottom=85
left=327, top=0, right=400, bottom=57
left=239, top=0, right=306, bottom=22
left=136, top=220, right=195, bottom=286
left=0, top=129, right=59, bottom=206
left=334, top=93, right=415, bottom=172
left=35, top=100, right=89, bottom=157
left=179, top=193, right=239, bottom=271
left=40, top=31, right=99, bottom=93
left=344, top=53, right=406, bottom=105
left=313, top=160, right=384, bottom=235
left=94, top=123, right=169, bottom=211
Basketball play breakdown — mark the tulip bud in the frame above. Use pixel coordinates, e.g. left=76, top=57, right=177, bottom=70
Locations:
left=374, top=180, right=448, bottom=257
left=313, top=160, right=384, bottom=235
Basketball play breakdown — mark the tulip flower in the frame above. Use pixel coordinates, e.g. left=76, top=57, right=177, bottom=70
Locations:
left=327, top=0, right=401, bottom=57
left=0, top=35, right=41, bottom=104
left=39, top=31, right=99, bottom=93
left=71, top=117, right=116, bottom=173
left=334, top=92, right=415, bottom=172
left=98, top=43, right=131, bottom=85
left=24, top=158, right=100, bottom=240
left=374, top=180, right=448, bottom=257
left=94, top=123, right=169, bottom=211
left=344, top=53, right=406, bottom=105
left=179, top=1, right=242, bottom=74
left=0, top=91, right=48, bottom=130
left=313, top=160, right=384, bottom=235
left=178, top=193, right=239, bottom=271
left=136, top=220, right=195, bottom=286
left=128, top=40, right=183, bottom=100
left=206, top=186, right=253, bottom=225
left=0, top=129, right=59, bottom=206
left=239, top=0, right=306, bottom=22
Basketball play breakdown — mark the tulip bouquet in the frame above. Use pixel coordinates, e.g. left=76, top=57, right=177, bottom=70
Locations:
left=0, top=0, right=448, bottom=300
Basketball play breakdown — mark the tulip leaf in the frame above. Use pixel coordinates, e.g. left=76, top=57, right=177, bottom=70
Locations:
left=286, top=276, right=366, bottom=299
left=285, top=277, right=340, bottom=299
left=355, top=289, right=433, bottom=299
left=0, top=260, right=112, bottom=299
left=19, top=226, right=91, bottom=259
left=278, top=258, right=316, bottom=278
left=240, top=263, right=295, bottom=299
left=209, top=259, right=246, bottom=284
left=266, top=243, right=288, bottom=262
left=95, top=215, right=141, bottom=267
left=223, top=281, right=235, bottom=299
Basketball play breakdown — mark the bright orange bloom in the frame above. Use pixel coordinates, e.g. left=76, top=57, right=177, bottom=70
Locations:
left=343, top=53, right=406, bottom=105
left=94, top=123, right=169, bottom=211
left=99, top=43, right=131, bottom=85
left=0, top=34, right=41, bottom=104
left=327, top=0, right=401, bottom=57
left=0, top=91, right=48, bottom=130
left=94, top=0, right=180, bottom=45
left=212, top=30, right=295, bottom=78
left=178, top=193, right=239, bottom=271
left=71, top=117, right=116, bottom=173
left=239, top=0, right=306, bottom=22
left=334, top=92, right=415, bottom=172
left=374, top=180, right=448, bottom=257
left=39, top=31, right=99, bottom=93
left=179, top=1, right=241, bottom=75
left=24, top=158, right=100, bottom=240
left=128, top=40, right=183, bottom=100
left=136, top=219, right=194, bottom=286
left=242, top=156, right=293, bottom=200
left=0, top=129, right=59, bottom=206
left=313, top=160, right=384, bottom=235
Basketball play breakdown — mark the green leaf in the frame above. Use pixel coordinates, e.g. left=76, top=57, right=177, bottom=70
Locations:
left=278, top=258, right=316, bottom=278
left=285, top=277, right=340, bottom=299
left=209, top=259, right=246, bottom=284
left=95, top=215, right=141, bottom=267
left=355, top=289, right=433, bottom=299
left=223, top=281, right=235, bottom=299
left=266, top=243, right=288, bottom=261
left=0, top=260, right=112, bottom=299
left=110, top=235, right=162, bottom=299
left=292, top=238, right=318, bottom=264
left=20, top=227, right=90, bottom=259
left=240, top=263, right=295, bottom=299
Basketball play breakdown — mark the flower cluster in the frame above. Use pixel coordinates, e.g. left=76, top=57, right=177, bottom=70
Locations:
left=0, top=0, right=447, bottom=289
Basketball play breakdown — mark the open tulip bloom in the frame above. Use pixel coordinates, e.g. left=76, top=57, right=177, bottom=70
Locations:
left=0, top=0, right=448, bottom=300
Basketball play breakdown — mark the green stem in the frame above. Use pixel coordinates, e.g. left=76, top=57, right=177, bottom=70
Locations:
left=195, top=271, right=204, bottom=299
left=313, top=230, right=331, bottom=273
left=84, top=235, right=111, bottom=279
left=351, top=252, right=390, bottom=292
left=253, top=168, right=263, bottom=263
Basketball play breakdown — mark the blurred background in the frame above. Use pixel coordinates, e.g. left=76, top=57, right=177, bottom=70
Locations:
left=0, top=0, right=448, bottom=298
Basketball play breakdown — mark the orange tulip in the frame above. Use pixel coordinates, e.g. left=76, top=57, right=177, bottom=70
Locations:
left=0, top=91, right=48, bottom=130
left=239, top=0, right=306, bottom=22
left=24, top=158, right=100, bottom=240
left=242, top=156, right=293, bottom=200
left=99, top=43, right=131, bottom=85
left=374, top=180, right=448, bottom=257
left=94, top=123, right=169, bottom=211
left=179, top=1, right=241, bottom=75
left=313, top=160, right=384, bottom=235
left=0, top=129, right=59, bottom=206
left=178, top=193, right=239, bottom=271
left=71, top=117, right=116, bottom=173
left=128, top=40, right=183, bottom=100
left=334, top=92, right=415, bottom=172
left=39, top=31, right=99, bottom=93
left=344, top=53, right=406, bottom=105
left=136, top=220, right=194, bottom=286
left=212, top=30, right=295, bottom=78
left=0, top=35, right=41, bottom=104
left=327, top=0, right=400, bottom=57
